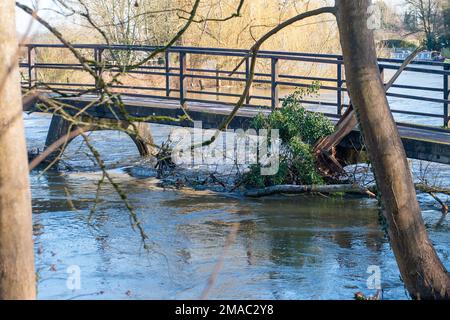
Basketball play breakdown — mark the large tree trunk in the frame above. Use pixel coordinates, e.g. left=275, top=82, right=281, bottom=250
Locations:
left=335, top=0, right=450, bottom=299
left=0, top=1, right=36, bottom=299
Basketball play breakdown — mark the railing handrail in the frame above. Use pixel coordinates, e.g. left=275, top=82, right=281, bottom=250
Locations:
left=20, top=43, right=450, bottom=67
left=19, top=43, right=450, bottom=128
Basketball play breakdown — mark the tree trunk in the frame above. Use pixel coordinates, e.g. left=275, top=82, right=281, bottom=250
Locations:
left=0, top=1, right=36, bottom=299
left=335, top=0, right=450, bottom=299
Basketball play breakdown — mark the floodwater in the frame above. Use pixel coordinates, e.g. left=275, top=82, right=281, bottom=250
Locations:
left=26, top=67, right=450, bottom=300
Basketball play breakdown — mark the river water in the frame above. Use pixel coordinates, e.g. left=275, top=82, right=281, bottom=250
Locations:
left=26, top=67, right=450, bottom=300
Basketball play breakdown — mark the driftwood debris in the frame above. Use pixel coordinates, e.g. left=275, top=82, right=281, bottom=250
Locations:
left=415, top=183, right=450, bottom=196
left=416, top=183, right=450, bottom=214
left=244, top=182, right=450, bottom=203
left=244, top=184, right=376, bottom=198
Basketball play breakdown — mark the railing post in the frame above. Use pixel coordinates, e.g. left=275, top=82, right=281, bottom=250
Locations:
left=94, top=48, right=103, bottom=94
left=93, top=49, right=98, bottom=80
left=93, top=48, right=98, bottom=71
left=379, top=65, right=385, bottom=85
left=179, top=51, right=187, bottom=108
left=271, top=57, right=279, bottom=110
left=27, top=46, right=34, bottom=89
left=165, top=50, right=170, bottom=97
left=337, top=60, right=343, bottom=115
left=216, top=69, right=220, bottom=101
left=245, top=57, right=251, bottom=105
left=444, top=64, right=449, bottom=128
left=97, top=49, right=103, bottom=71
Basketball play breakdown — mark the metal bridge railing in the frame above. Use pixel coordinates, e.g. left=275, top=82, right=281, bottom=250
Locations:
left=19, top=44, right=450, bottom=128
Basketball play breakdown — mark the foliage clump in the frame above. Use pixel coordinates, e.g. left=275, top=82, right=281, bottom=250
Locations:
left=244, top=84, right=334, bottom=188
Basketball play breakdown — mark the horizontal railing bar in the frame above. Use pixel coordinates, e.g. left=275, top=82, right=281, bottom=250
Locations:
left=379, top=64, right=450, bottom=76
left=394, top=121, right=450, bottom=132
left=32, top=56, right=448, bottom=77
left=26, top=87, right=446, bottom=123
left=386, top=92, right=449, bottom=104
left=187, top=90, right=274, bottom=101
left=389, top=84, right=443, bottom=92
left=277, top=81, right=341, bottom=91
left=109, top=85, right=166, bottom=92
left=108, top=92, right=180, bottom=101
left=33, top=63, right=167, bottom=72
left=293, top=99, right=338, bottom=107
left=37, top=82, right=95, bottom=87
left=28, top=63, right=447, bottom=93
left=250, top=95, right=273, bottom=101
left=187, top=90, right=243, bottom=98
left=27, top=84, right=447, bottom=112
left=185, top=97, right=271, bottom=109
left=279, top=74, right=338, bottom=82
left=389, top=109, right=444, bottom=118
left=34, top=83, right=173, bottom=95
left=23, top=43, right=450, bottom=67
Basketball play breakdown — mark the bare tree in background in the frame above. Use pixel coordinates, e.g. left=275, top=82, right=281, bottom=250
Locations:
left=0, top=0, right=36, bottom=299
left=404, top=0, right=445, bottom=49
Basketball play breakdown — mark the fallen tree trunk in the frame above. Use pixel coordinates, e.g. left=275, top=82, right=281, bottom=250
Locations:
left=244, top=182, right=450, bottom=199
left=244, top=184, right=375, bottom=198
left=415, top=184, right=450, bottom=196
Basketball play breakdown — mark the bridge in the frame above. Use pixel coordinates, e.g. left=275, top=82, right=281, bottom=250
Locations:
left=20, top=44, right=450, bottom=165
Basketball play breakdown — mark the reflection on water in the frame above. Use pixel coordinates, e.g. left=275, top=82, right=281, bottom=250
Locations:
left=30, top=168, right=450, bottom=300
left=24, top=67, right=450, bottom=300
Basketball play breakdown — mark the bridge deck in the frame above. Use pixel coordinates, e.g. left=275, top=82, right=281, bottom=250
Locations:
left=25, top=94, right=450, bottom=165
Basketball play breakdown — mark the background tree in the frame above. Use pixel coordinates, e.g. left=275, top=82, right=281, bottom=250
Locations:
left=375, top=0, right=401, bottom=31
left=404, top=0, right=445, bottom=50
left=439, top=3, right=450, bottom=53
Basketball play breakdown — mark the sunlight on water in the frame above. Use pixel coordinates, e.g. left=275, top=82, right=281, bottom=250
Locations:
left=24, top=70, right=450, bottom=300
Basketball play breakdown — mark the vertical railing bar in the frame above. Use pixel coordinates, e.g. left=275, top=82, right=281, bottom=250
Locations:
left=179, top=52, right=187, bottom=108
left=444, top=64, right=449, bottom=128
left=27, top=46, right=33, bottom=89
left=165, top=50, right=170, bottom=97
left=271, top=57, right=279, bottom=110
left=337, top=59, right=343, bottom=115
left=97, top=48, right=104, bottom=95
left=216, top=69, right=220, bottom=101
left=93, top=48, right=98, bottom=89
left=379, top=65, right=386, bottom=117
left=245, top=57, right=251, bottom=105
left=379, top=65, right=385, bottom=85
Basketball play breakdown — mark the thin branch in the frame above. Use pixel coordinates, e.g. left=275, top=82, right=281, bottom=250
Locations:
left=180, top=0, right=244, bottom=23
left=193, top=6, right=337, bottom=149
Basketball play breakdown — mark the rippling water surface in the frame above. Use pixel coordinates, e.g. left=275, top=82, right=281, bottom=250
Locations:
left=25, top=70, right=450, bottom=299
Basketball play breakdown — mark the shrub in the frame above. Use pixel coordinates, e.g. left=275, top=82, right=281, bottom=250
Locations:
left=244, top=83, right=334, bottom=188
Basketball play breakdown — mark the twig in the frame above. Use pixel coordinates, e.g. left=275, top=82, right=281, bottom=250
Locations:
left=428, top=192, right=448, bottom=215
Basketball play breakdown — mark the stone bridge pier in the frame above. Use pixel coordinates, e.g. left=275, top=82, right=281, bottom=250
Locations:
left=43, top=114, right=155, bottom=164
